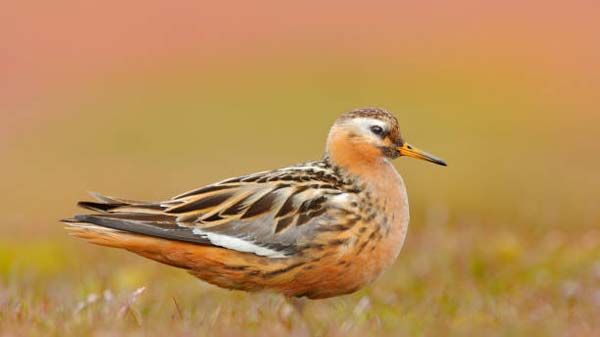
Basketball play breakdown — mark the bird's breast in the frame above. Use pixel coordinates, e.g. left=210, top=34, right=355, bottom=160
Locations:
left=350, top=163, right=410, bottom=283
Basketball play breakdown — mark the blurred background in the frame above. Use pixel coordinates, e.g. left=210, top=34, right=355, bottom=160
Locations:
left=1, top=1, right=599, bottom=336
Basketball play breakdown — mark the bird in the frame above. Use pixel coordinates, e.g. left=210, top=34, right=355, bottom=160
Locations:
left=63, top=107, right=446, bottom=299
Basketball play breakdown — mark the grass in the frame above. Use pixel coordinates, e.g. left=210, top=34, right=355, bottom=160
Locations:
left=2, top=221, right=599, bottom=336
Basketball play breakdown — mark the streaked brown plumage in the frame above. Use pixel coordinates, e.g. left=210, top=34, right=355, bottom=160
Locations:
left=64, top=107, right=446, bottom=299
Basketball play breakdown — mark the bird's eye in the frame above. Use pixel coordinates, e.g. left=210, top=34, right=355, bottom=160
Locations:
left=370, top=125, right=384, bottom=136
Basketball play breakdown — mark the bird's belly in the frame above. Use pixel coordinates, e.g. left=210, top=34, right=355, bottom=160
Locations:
left=288, top=217, right=409, bottom=299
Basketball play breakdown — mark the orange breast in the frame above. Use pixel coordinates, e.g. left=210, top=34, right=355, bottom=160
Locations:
left=274, top=161, right=410, bottom=299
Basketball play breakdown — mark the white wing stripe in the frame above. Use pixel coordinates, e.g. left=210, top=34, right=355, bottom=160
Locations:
left=192, top=229, right=288, bottom=258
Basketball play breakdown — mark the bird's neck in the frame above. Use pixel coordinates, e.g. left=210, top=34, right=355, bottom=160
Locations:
left=330, top=156, right=401, bottom=194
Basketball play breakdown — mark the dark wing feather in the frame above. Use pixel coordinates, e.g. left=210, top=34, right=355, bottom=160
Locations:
left=66, top=214, right=212, bottom=245
left=164, top=166, right=345, bottom=232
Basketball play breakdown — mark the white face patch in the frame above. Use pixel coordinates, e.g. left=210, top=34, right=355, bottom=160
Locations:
left=352, top=117, right=387, bottom=129
left=346, top=118, right=388, bottom=142
left=192, top=229, right=288, bottom=258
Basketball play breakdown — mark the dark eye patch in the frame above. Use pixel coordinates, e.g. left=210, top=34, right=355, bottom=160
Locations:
left=370, top=125, right=385, bottom=137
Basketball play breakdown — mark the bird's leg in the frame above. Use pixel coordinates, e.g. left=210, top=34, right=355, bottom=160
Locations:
left=286, top=296, right=307, bottom=315
left=278, top=296, right=310, bottom=336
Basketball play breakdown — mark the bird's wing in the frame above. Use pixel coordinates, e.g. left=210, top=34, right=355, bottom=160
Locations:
left=71, top=162, right=361, bottom=258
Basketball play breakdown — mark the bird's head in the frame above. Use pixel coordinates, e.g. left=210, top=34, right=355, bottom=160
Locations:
left=326, top=107, right=447, bottom=168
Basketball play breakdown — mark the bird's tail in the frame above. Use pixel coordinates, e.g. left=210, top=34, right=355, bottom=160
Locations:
left=62, top=192, right=212, bottom=247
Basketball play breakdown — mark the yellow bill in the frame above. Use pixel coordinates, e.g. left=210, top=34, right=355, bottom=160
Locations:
left=397, top=143, right=447, bottom=166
